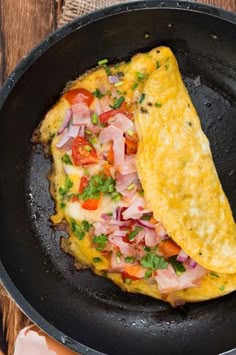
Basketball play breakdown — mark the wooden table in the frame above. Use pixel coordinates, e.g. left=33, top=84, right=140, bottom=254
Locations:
left=0, top=0, right=235, bottom=354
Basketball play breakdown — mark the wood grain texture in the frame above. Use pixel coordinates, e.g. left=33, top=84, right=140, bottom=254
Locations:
left=0, top=0, right=235, bottom=354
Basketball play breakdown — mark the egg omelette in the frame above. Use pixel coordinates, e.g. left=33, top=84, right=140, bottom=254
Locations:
left=34, top=46, right=236, bottom=306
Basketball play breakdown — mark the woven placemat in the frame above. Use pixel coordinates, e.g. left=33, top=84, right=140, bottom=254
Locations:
left=60, top=0, right=128, bottom=26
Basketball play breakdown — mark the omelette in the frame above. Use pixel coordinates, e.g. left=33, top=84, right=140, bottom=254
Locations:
left=35, top=46, right=236, bottom=306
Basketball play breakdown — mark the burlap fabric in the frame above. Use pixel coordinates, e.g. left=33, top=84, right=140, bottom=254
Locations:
left=60, top=0, right=129, bottom=26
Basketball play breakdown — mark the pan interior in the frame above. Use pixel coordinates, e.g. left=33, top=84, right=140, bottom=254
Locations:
left=0, top=5, right=235, bottom=355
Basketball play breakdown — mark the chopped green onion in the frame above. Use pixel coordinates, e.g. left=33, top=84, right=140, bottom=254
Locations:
left=60, top=202, right=66, bottom=209
left=105, top=67, right=111, bottom=76
left=125, top=256, right=136, bottom=263
left=127, top=183, right=136, bottom=191
left=136, top=72, right=145, bottom=80
left=145, top=270, right=153, bottom=279
left=114, top=81, right=124, bottom=87
left=124, top=278, right=132, bottom=285
left=128, top=227, right=143, bottom=241
left=93, top=88, right=104, bottom=99
left=61, top=154, right=72, bottom=165
left=112, top=96, right=125, bottom=109
left=141, top=215, right=151, bottom=221
left=155, top=101, right=162, bottom=107
left=127, top=129, right=134, bottom=136
left=85, top=129, right=92, bottom=136
left=91, top=113, right=98, bottom=125
left=210, top=272, right=219, bottom=278
left=114, top=63, right=120, bottom=69
left=89, top=137, right=98, bottom=146
left=139, top=93, right=145, bottom=104
left=131, top=82, right=138, bottom=90
left=93, top=257, right=102, bottom=263
left=156, top=61, right=160, bottom=69
left=219, top=285, right=225, bottom=291
left=85, top=145, right=92, bottom=152
left=98, top=58, right=108, bottom=65
left=116, top=251, right=121, bottom=257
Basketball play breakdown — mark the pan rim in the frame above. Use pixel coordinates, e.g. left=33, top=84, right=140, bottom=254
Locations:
left=0, top=1, right=236, bottom=354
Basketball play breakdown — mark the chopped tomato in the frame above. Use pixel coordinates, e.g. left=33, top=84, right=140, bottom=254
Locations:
left=99, top=101, right=132, bottom=125
left=103, top=163, right=112, bottom=176
left=81, top=198, right=100, bottom=210
left=122, top=234, right=130, bottom=243
left=149, top=216, right=158, bottom=224
left=72, top=137, right=98, bottom=166
left=71, top=195, right=79, bottom=203
left=158, top=240, right=181, bottom=258
left=122, top=264, right=143, bottom=281
left=125, top=137, right=138, bottom=155
left=64, top=88, right=94, bottom=106
left=107, top=145, right=114, bottom=164
left=79, top=176, right=89, bottom=193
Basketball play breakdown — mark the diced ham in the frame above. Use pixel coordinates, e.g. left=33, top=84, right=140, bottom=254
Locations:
left=90, top=98, right=103, bottom=116
left=58, top=108, right=72, bottom=135
left=99, top=125, right=123, bottom=143
left=120, top=155, right=137, bottom=174
left=68, top=125, right=80, bottom=138
left=122, top=197, right=151, bottom=220
left=108, top=235, right=137, bottom=256
left=109, top=113, right=134, bottom=132
left=155, top=264, right=207, bottom=294
left=72, top=102, right=91, bottom=125
left=113, top=136, right=125, bottom=169
left=56, top=128, right=73, bottom=152
left=110, top=252, right=126, bottom=272
left=116, top=172, right=139, bottom=192
left=145, top=228, right=159, bottom=247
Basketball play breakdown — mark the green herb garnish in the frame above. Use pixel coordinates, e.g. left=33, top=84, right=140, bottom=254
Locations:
left=59, top=176, right=73, bottom=197
left=219, top=285, right=225, bottom=291
left=98, top=58, right=108, bottom=66
left=210, top=272, right=219, bottom=278
left=139, top=93, right=145, bottom=104
left=125, top=256, right=136, bottom=264
left=141, top=214, right=151, bottom=221
left=111, top=96, right=125, bottom=109
left=155, top=101, right=162, bottom=107
left=71, top=219, right=93, bottom=240
left=131, top=82, right=138, bottom=90
left=156, top=61, right=160, bottom=69
left=78, top=173, right=116, bottom=201
left=93, top=257, right=102, bottom=263
left=62, top=154, right=72, bottom=165
left=128, top=227, right=143, bottom=241
left=168, top=256, right=186, bottom=275
left=145, top=269, right=153, bottom=279
left=141, top=253, right=168, bottom=270
left=93, top=234, right=108, bottom=251
left=60, top=202, right=66, bottom=209
left=93, top=88, right=104, bottom=99
left=136, top=72, right=145, bottom=80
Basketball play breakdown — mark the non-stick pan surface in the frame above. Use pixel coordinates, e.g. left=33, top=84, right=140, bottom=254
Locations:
left=0, top=1, right=235, bottom=354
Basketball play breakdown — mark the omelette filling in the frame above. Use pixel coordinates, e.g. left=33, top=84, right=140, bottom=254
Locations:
left=51, top=73, right=207, bottom=295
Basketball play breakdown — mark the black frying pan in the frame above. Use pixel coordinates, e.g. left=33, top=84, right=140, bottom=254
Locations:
left=0, top=1, right=235, bottom=354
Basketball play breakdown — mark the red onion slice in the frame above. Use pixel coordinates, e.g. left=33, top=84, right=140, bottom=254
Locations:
left=68, top=125, right=80, bottom=138
left=57, top=108, right=72, bottom=135
left=56, top=128, right=73, bottom=152
left=137, top=219, right=155, bottom=229
left=177, top=249, right=188, bottom=263
left=108, top=75, right=120, bottom=84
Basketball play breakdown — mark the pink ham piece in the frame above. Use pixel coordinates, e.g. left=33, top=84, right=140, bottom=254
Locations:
left=109, top=113, right=134, bottom=132
left=99, top=125, right=123, bottom=143
left=144, top=228, right=159, bottom=247
left=155, top=264, right=207, bottom=294
left=110, top=252, right=126, bottom=272
left=68, top=125, right=80, bottom=138
left=56, top=128, right=73, bottom=152
left=57, top=108, right=72, bottom=135
left=90, top=97, right=103, bottom=116
left=72, top=102, right=91, bottom=125
left=108, top=235, right=137, bottom=256
left=113, top=136, right=125, bottom=169
left=120, top=155, right=137, bottom=174
left=122, top=197, right=151, bottom=220
left=116, top=172, right=139, bottom=192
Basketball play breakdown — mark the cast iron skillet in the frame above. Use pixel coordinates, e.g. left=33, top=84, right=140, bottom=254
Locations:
left=0, top=1, right=235, bottom=354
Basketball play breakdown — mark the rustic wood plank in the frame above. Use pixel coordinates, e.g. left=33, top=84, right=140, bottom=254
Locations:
left=0, top=0, right=57, bottom=79
left=200, top=0, right=236, bottom=11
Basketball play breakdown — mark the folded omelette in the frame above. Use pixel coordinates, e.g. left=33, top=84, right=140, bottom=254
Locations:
left=35, top=46, right=236, bottom=305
